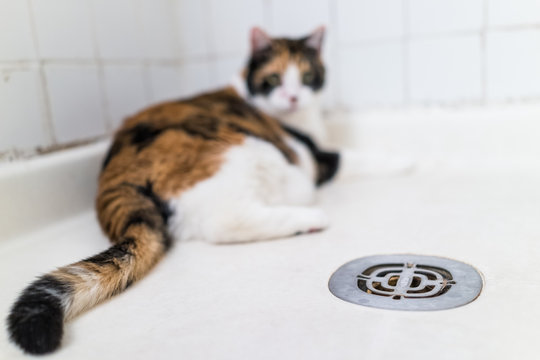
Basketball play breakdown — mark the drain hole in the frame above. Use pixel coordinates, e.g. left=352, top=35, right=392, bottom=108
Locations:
left=416, top=265, right=453, bottom=280
left=388, top=276, right=399, bottom=287
left=362, top=264, right=404, bottom=276
left=356, top=263, right=457, bottom=299
left=407, top=285, right=435, bottom=294
left=358, top=280, right=394, bottom=295
left=410, top=276, right=422, bottom=288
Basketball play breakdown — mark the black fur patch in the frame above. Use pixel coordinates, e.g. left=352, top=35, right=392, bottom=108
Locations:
left=130, top=181, right=173, bottom=250
left=224, top=98, right=266, bottom=122
left=128, top=123, right=164, bottom=152
left=125, top=278, right=134, bottom=289
left=102, top=139, right=123, bottom=170
left=227, top=123, right=252, bottom=136
left=122, top=118, right=222, bottom=154
left=134, top=181, right=172, bottom=224
left=7, top=275, right=71, bottom=355
left=281, top=124, right=340, bottom=186
left=161, top=231, right=173, bottom=251
left=85, top=237, right=136, bottom=268
left=122, top=209, right=160, bottom=234
left=181, top=115, right=220, bottom=140
left=313, top=151, right=340, bottom=186
left=246, top=46, right=274, bottom=95
left=295, top=38, right=325, bottom=91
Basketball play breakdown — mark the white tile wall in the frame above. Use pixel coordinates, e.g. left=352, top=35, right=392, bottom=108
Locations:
left=409, top=35, right=482, bottom=102
left=0, top=0, right=36, bottom=61
left=338, top=43, right=404, bottom=108
left=149, top=61, right=212, bottom=103
left=270, top=0, right=330, bottom=36
left=103, top=65, right=149, bottom=128
left=0, top=68, right=48, bottom=148
left=409, top=0, right=483, bottom=35
left=178, top=61, right=214, bottom=96
left=208, top=0, right=265, bottom=55
left=92, top=0, right=141, bottom=59
left=488, top=0, right=540, bottom=27
left=176, top=0, right=209, bottom=58
left=44, top=65, right=106, bottom=143
left=3, top=0, right=540, bottom=157
left=31, top=0, right=94, bottom=59
left=148, top=65, right=183, bottom=103
left=213, top=55, right=246, bottom=87
left=486, top=30, right=540, bottom=100
left=138, top=0, right=179, bottom=59
left=336, top=0, right=403, bottom=43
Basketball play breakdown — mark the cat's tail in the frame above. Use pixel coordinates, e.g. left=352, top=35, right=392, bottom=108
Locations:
left=7, top=181, right=172, bottom=355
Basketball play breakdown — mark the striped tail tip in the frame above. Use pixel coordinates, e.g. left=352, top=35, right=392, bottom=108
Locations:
left=7, top=275, right=71, bottom=355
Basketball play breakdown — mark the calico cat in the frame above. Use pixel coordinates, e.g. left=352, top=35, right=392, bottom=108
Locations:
left=7, top=26, right=339, bottom=355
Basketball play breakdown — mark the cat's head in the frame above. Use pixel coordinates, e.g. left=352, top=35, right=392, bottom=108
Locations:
left=241, top=27, right=326, bottom=116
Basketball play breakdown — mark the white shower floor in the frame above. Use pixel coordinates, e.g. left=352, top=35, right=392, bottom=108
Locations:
left=1, top=168, right=539, bottom=359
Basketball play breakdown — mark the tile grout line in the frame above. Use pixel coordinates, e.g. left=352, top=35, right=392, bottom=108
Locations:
left=481, top=0, right=488, bottom=104
left=133, top=0, right=155, bottom=105
left=27, top=0, right=57, bottom=146
left=402, top=0, right=410, bottom=106
left=87, top=0, right=112, bottom=134
left=201, top=0, right=219, bottom=80
left=328, top=0, right=342, bottom=110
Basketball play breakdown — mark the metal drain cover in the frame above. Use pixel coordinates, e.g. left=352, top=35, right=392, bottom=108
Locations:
left=328, top=255, right=483, bottom=311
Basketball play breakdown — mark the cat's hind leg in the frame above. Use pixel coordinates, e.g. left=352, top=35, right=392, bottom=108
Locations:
left=202, top=204, right=329, bottom=244
left=168, top=137, right=329, bottom=244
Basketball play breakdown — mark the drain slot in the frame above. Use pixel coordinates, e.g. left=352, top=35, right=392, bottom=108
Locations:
left=329, top=255, right=483, bottom=311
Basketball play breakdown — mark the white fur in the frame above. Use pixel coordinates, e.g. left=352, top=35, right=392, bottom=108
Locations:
left=168, top=136, right=328, bottom=244
left=62, top=265, right=102, bottom=320
left=232, top=64, right=327, bottom=143
left=280, top=97, right=326, bottom=143
left=251, top=64, right=315, bottom=117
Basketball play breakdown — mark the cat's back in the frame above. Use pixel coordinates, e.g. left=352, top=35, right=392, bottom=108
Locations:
left=98, top=87, right=297, bottom=200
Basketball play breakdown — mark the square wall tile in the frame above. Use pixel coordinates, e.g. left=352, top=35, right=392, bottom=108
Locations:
left=270, top=0, right=329, bottom=36
left=489, top=0, right=540, bottom=27
left=92, top=0, right=141, bottom=59
left=338, top=43, right=404, bottom=108
left=336, top=0, right=403, bottom=43
left=149, top=65, right=183, bottom=103
left=0, top=68, right=48, bottom=150
left=209, top=0, right=265, bottom=55
left=409, top=0, right=483, bottom=35
left=212, top=55, right=246, bottom=87
left=31, top=0, right=94, bottom=59
left=179, top=61, right=213, bottom=94
left=0, top=0, right=36, bottom=61
left=138, top=0, right=178, bottom=59
left=487, top=30, right=540, bottom=100
left=103, top=65, right=149, bottom=129
left=408, top=35, right=482, bottom=102
left=44, top=65, right=106, bottom=143
left=176, top=0, right=209, bottom=57
left=149, top=61, right=212, bottom=103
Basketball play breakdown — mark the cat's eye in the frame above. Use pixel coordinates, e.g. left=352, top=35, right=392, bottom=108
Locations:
left=264, top=73, right=281, bottom=87
left=302, top=71, right=315, bottom=85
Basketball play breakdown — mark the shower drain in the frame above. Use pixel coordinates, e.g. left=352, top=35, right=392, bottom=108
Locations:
left=328, top=255, right=483, bottom=311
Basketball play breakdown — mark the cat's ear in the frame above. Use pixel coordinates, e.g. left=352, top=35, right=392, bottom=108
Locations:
left=305, top=26, right=325, bottom=53
left=250, top=27, right=272, bottom=53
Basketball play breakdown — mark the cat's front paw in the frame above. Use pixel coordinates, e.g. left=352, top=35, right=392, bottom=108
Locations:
left=295, top=208, right=330, bottom=236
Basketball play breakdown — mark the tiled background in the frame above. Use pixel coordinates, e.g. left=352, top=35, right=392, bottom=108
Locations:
left=2, top=0, right=540, bottom=158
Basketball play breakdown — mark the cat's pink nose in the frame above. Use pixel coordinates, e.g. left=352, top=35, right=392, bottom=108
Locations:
left=290, top=96, right=298, bottom=104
